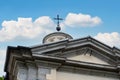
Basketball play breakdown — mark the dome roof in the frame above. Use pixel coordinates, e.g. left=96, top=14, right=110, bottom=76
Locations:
left=43, top=32, right=73, bottom=43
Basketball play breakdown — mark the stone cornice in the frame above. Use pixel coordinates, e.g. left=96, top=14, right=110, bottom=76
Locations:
left=31, top=36, right=119, bottom=58
left=4, top=46, right=31, bottom=72
left=30, top=37, right=120, bottom=64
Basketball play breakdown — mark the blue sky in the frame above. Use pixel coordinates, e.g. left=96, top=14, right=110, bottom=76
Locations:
left=0, top=0, right=120, bottom=76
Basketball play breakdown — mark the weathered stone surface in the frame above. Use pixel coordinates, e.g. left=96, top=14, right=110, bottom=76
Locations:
left=38, top=68, right=50, bottom=80
left=27, top=65, right=37, bottom=80
left=17, top=68, right=27, bottom=80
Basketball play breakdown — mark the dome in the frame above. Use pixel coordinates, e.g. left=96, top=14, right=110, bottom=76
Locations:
left=43, top=32, right=73, bottom=43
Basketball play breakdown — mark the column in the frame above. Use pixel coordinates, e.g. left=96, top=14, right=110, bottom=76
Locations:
left=17, top=68, right=28, bottom=80
left=27, top=64, right=37, bottom=80
left=37, top=67, right=50, bottom=80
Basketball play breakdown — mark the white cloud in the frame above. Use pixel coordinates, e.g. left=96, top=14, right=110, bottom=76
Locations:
left=0, top=50, right=6, bottom=76
left=0, top=16, right=55, bottom=42
left=94, top=32, right=120, bottom=48
left=63, top=13, right=102, bottom=27
left=0, top=13, right=102, bottom=42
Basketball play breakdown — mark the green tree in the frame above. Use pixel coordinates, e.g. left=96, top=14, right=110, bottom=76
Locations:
left=0, top=76, right=4, bottom=80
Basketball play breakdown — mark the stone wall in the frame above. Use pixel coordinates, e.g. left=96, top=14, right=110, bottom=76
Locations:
left=16, top=62, right=56, bottom=80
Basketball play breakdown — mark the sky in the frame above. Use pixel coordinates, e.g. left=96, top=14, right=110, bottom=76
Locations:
left=0, top=0, right=120, bottom=76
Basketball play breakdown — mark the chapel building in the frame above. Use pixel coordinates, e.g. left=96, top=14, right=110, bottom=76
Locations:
left=4, top=15, right=120, bottom=80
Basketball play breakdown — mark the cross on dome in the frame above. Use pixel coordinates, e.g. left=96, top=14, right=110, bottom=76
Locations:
left=54, top=15, right=63, bottom=31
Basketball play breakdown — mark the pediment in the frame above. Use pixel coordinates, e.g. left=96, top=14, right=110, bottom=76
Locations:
left=63, top=47, right=116, bottom=65
left=31, top=36, right=118, bottom=66
left=67, top=53, right=109, bottom=65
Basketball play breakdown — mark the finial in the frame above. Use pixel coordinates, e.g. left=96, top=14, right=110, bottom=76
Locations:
left=54, top=15, right=63, bottom=31
left=56, top=26, right=61, bottom=31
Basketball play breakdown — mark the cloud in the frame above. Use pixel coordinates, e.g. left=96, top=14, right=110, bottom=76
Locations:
left=0, top=16, right=55, bottom=42
left=63, top=13, right=102, bottom=27
left=0, top=50, right=6, bottom=76
left=94, top=32, right=120, bottom=48
left=0, top=13, right=102, bottom=42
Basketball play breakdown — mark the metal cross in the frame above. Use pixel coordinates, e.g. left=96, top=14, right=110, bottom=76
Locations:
left=54, top=15, right=63, bottom=31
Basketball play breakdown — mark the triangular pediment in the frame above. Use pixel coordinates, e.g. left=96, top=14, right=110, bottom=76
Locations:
left=31, top=36, right=119, bottom=66
left=64, top=46, right=115, bottom=65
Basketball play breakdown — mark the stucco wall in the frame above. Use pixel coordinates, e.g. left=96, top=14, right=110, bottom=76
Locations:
left=56, top=71, right=119, bottom=80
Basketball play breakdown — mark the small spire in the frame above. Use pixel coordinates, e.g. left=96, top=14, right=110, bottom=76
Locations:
left=54, top=15, right=63, bottom=31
